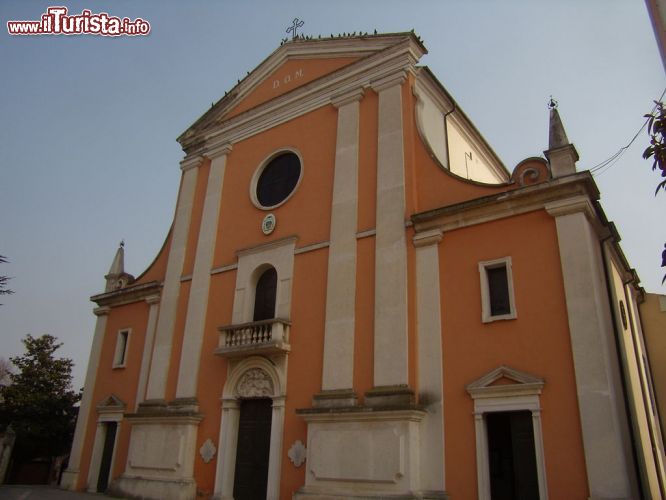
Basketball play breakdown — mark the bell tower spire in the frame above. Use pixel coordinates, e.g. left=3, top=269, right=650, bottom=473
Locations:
left=544, top=97, right=579, bottom=178
left=104, top=240, right=134, bottom=292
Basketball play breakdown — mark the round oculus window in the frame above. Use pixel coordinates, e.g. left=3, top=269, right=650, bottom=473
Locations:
left=255, top=152, right=301, bottom=208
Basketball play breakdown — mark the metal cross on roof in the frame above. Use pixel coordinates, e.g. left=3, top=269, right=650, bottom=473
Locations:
left=548, top=95, right=558, bottom=109
left=287, top=18, right=304, bottom=39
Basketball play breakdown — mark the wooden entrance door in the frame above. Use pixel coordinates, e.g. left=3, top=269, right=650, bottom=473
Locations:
left=233, top=398, right=272, bottom=500
left=486, top=411, right=539, bottom=500
left=96, top=421, right=117, bottom=492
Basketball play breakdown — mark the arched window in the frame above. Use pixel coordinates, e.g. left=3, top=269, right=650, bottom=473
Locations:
left=253, top=267, right=277, bottom=321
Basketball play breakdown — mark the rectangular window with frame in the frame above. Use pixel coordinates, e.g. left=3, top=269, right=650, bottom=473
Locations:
left=113, top=329, right=130, bottom=368
left=479, top=257, right=517, bottom=323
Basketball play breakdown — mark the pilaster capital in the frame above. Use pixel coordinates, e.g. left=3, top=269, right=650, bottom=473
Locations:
left=221, top=397, right=240, bottom=410
left=204, top=142, right=233, bottom=160
left=93, top=306, right=111, bottom=317
left=271, top=396, right=286, bottom=409
left=180, top=155, right=204, bottom=172
left=331, top=88, right=364, bottom=108
left=413, top=228, right=443, bottom=248
left=370, top=71, right=407, bottom=93
left=145, top=294, right=161, bottom=305
left=544, top=195, right=595, bottom=220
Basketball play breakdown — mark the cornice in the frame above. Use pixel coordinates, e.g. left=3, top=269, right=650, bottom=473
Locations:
left=182, top=40, right=423, bottom=155
left=91, top=281, right=162, bottom=308
left=235, top=235, right=298, bottom=258
left=179, top=34, right=426, bottom=145
left=412, top=173, right=600, bottom=234
left=296, top=407, right=426, bottom=423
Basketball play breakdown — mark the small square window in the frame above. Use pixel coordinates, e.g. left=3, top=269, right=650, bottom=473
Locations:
left=113, top=329, right=130, bottom=368
left=479, top=257, right=517, bottom=323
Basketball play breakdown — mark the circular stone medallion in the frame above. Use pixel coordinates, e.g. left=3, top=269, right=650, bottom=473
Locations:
left=262, top=213, right=276, bottom=235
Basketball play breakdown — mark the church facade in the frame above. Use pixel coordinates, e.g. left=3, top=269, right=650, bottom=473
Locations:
left=62, top=33, right=665, bottom=499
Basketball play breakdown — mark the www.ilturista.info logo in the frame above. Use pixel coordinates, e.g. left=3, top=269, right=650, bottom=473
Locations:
left=7, top=6, right=151, bottom=36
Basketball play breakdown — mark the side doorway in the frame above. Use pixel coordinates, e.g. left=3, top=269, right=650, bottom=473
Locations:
left=486, top=411, right=540, bottom=500
left=96, top=421, right=117, bottom=492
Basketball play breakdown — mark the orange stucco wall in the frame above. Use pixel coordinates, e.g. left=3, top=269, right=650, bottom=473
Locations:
left=133, top=231, right=171, bottom=285
left=190, top=269, right=235, bottom=496
left=439, top=209, right=588, bottom=499
left=213, top=104, right=337, bottom=267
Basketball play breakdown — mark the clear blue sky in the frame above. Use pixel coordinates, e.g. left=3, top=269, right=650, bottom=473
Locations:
left=1, top=0, right=664, bottom=389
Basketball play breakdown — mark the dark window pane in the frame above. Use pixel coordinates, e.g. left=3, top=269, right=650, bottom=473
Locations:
left=256, top=152, right=301, bottom=207
left=487, top=265, right=510, bottom=316
left=253, top=267, right=277, bottom=321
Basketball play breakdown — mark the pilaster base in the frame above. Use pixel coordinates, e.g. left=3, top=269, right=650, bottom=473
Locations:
left=59, top=469, right=79, bottom=490
left=109, top=475, right=196, bottom=500
left=296, top=406, right=427, bottom=498
left=294, top=492, right=448, bottom=500
left=313, top=389, right=358, bottom=408
left=111, top=399, right=202, bottom=500
left=365, top=384, right=415, bottom=408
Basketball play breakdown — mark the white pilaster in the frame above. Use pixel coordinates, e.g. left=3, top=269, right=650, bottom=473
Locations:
left=214, top=398, right=240, bottom=500
left=372, top=73, right=408, bottom=387
left=86, top=422, right=106, bottom=492
left=414, top=229, right=446, bottom=492
left=473, top=413, right=489, bottom=500
left=547, top=199, right=634, bottom=499
left=266, top=396, right=286, bottom=500
left=134, top=295, right=160, bottom=410
left=176, top=145, right=231, bottom=399
left=61, top=305, right=110, bottom=491
left=145, top=156, right=201, bottom=401
left=321, top=90, right=362, bottom=392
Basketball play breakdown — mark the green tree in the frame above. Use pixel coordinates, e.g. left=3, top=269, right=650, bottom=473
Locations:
left=644, top=101, right=666, bottom=194
left=0, top=335, right=80, bottom=462
left=643, top=101, right=666, bottom=283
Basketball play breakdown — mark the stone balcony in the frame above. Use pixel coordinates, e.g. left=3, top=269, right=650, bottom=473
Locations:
left=214, top=318, right=291, bottom=358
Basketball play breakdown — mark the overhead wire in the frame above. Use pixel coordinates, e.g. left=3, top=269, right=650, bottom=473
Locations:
left=590, top=87, right=666, bottom=177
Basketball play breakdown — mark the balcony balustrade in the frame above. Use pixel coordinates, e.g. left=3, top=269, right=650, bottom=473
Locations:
left=214, top=318, right=291, bottom=358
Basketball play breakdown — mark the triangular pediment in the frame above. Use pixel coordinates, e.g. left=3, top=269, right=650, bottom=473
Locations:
left=178, top=33, right=424, bottom=146
left=466, top=365, right=544, bottom=398
left=224, top=56, right=360, bottom=119
left=96, top=393, right=126, bottom=411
